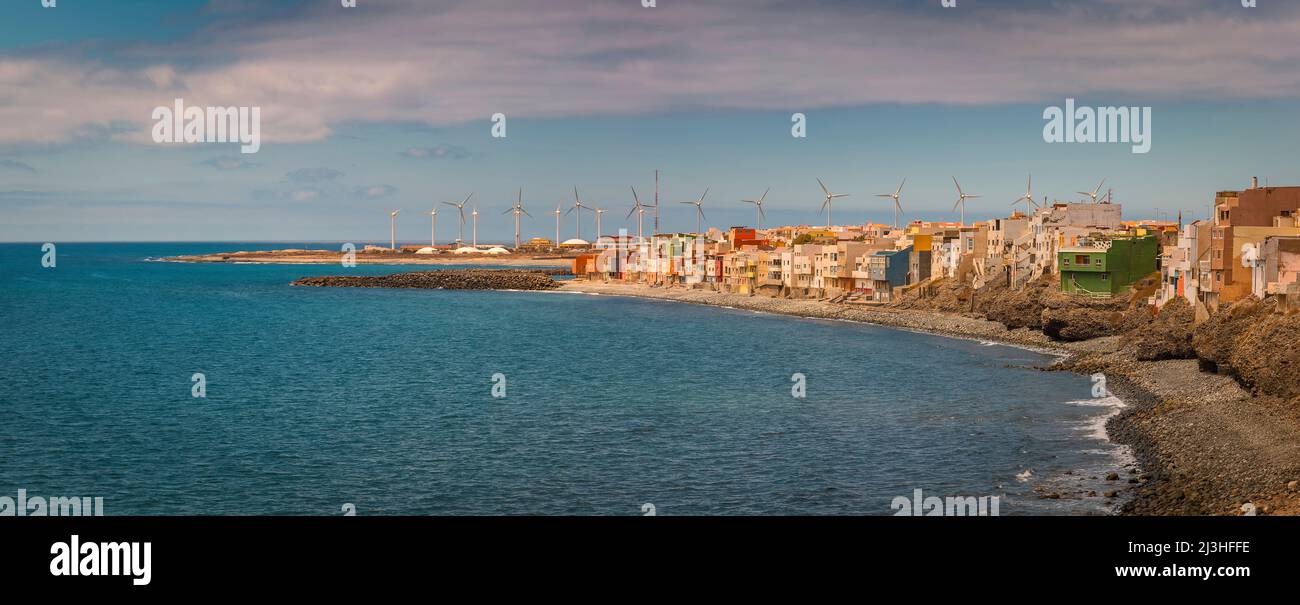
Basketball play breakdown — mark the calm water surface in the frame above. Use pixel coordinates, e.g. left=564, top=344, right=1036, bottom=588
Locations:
left=0, top=243, right=1129, bottom=515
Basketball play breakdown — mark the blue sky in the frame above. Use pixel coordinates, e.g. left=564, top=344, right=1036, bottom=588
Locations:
left=2, top=0, right=1299, bottom=243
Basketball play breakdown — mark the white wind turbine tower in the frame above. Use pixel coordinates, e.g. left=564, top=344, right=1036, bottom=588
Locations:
left=627, top=186, right=656, bottom=242
left=471, top=206, right=479, bottom=248
left=741, top=188, right=769, bottom=230
left=553, top=202, right=563, bottom=249
left=504, top=189, right=532, bottom=250
left=817, top=178, right=848, bottom=228
left=875, top=178, right=906, bottom=230
left=679, top=187, right=709, bottom=234
left=565, top=187, right=591, bottom=240
left=429, top=207, right=438, bottom=247
left=442, top=193, right=472, bottom=245
left=1078, top=178, right=1106, bottom=204
left=594, top=207, right=608, bottom=240
left=1013, top=174, right=1038, bottom=216
left=951, top=177, right=980, bottom=226
left=389, top=209, right=402, bottom=250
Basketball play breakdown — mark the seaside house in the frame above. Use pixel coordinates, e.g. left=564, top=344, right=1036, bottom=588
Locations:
left=868, top=246, right=911, bottom=302
left=1242, top=235, right=1300, bottom=299
left=908, top=234, right=933, bottom=286
left=789, top=245, right=817, bottom=297
left=1203, top=180, right=1300, bottom=310
left=1058, top=234, right=1158, bottom=296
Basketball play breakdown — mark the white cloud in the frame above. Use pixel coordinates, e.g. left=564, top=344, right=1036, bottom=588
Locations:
left=1, top=0, right=1299, bottom=147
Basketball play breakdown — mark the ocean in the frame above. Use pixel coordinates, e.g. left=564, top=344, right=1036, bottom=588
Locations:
left=0, top=242, right=1130, bottom=515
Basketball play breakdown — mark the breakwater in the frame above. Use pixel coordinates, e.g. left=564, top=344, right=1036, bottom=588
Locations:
left=292, top=269, right=561, bottom=290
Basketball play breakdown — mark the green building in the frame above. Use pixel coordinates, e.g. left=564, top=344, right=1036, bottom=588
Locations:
left=1058, top=235, right=1158, bottom=296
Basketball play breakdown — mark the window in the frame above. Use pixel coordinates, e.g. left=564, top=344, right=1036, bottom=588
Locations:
left=1075, top=254, right=1090, bottom=265
left=1100, top=272, right=1109, bottom=281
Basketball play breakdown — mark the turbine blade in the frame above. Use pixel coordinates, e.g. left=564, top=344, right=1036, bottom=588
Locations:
left=817, top=178, right=829, bottom=196
left=896, top=177, right=906, bottom=195
left=952, top=176, right=962, bottom=194
left=759, top=188, right=769, bottom=204
left=522, top=209, right=532, bottom=218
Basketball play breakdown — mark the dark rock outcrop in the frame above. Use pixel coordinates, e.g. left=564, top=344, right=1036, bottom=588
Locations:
left=292, top=269, right=561, bottom=290
left=1194, top=297, right=1300, bottom=401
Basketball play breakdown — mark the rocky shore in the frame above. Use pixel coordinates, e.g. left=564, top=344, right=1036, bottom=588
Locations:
left=559, top=280, right=1300, bottom=516
left=293, top=269, right=562, bottom=290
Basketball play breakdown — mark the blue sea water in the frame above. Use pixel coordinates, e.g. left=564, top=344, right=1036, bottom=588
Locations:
left=0, top=243, right=1130, bottom=515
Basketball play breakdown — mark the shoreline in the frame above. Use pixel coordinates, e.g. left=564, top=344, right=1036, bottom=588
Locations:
left=557, top=281, right=1296, bottom=516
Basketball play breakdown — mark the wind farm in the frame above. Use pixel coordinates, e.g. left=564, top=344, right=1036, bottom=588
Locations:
left=169, top=170, right=1139, bottom=270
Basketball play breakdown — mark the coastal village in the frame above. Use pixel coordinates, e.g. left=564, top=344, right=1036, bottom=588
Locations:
left=547, top=177, right=1300, bottom=318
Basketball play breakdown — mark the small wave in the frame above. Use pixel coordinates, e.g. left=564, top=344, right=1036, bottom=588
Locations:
left=1016, top=469, right=1033, bottom=482
left=1065, top=395, right=1125, bottom=408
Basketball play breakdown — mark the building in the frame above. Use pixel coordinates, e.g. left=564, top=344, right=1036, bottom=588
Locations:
left=1204, top=180, right=1300, bottom=310
left=1058, top=235, right=1158, bottom=296
left=868, top=246, right=911, bottom=302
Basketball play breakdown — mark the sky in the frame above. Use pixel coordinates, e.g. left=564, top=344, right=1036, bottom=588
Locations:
left=2, top=0, right=1300, bottom=244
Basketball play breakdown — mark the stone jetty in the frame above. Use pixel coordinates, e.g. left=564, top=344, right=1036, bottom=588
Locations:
left=291, top=269, right=562, bottom=290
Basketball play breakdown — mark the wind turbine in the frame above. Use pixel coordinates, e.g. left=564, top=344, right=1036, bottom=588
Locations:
left=875, top=178, right=906, bottom=230
left=1013, top=174, right=1038, bottom=216
left=389, top=209, right=401, bottom=250
left=817, top=178, right=848, bottom=228
left=627, top=186, right=656, bottom=241
left=594, top=207, right=608, bottom=241
left=471, top=206, right=479, bottom=248
left=442, top=193, right=473, bottom=245
left=503, top=189, right=532, bottom=250
left=1078, top=178, right=1106, bottom=204
left=565, top=187, right=590, bottom=240
left=741, top=188, right=769, bottom=229
left=553, top=202, right=563, bottom=249
left=429, top=207, right=438, bottom=247
left=679, top=187, right=709, bottom=234
left=951, top=177, right=980, bottom=226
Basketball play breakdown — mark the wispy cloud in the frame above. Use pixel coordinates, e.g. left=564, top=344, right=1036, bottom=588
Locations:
left=354, top=184, right=397, bottom=199
left=1, top=0, right=1298, bottom=149
left=286, top=167, right=343, bottom=183
left=0, top=159, right=37, bottom=173
left=402, top=144, right=472, bottom=160
left=199, top=155, right=256, bottom=170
